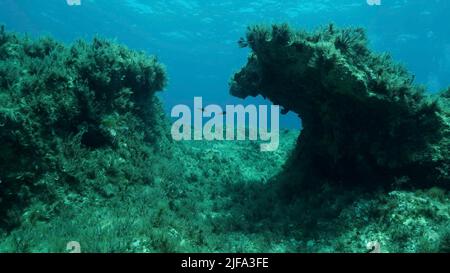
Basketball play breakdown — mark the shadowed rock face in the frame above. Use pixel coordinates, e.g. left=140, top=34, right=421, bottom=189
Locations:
left=231, top=24, right=449, bottom=188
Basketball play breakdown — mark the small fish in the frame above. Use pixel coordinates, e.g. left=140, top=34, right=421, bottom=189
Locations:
left=238, top=37, right=248, bottom=48
left=198, top=108, right=226, bottom=115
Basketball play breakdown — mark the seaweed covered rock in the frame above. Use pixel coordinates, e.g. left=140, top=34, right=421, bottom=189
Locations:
left=231, top=24, right=450, bottom=189
left=0, top=26, right=168, bottom=229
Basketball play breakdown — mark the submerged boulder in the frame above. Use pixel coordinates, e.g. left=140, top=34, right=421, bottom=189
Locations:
left=231, top=24, right=449, bottom=189
left=0, top=26, right=168, bottom=229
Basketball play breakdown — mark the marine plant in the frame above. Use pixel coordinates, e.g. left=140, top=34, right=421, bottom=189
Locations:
left=231, top=23, right=450, bottom=189
left=0, top=26, right=168, bottom=230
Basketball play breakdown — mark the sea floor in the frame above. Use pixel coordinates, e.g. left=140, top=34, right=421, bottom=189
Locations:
left=0, top=130, right=448, bottom=253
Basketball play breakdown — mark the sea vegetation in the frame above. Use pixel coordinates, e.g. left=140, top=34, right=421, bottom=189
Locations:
left=0, top=25, right=448, bottom=253
left=0, top=25, right=169, bottom=230
left=231, top=23, right=450, bottom=190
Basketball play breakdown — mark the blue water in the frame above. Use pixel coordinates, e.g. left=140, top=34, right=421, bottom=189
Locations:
left=1, top=0, right=449, bottom=128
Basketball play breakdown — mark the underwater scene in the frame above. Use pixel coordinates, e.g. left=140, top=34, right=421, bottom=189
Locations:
left=0, top=0, right=449, bottom=253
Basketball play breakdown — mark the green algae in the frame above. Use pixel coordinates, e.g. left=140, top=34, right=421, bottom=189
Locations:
left=0, top=26, right=169, bottom=230
left=0, top=131, right=448, bottom=253
left=0, top=25, right=448, bottom=253
left=231, top=23, right=450, bottom=189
